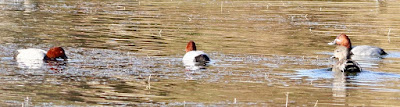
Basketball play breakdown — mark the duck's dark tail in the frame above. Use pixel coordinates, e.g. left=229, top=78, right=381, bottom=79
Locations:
left=381, top=49, right=388, bottom=55
left=195, top=54, right=210, bottom=66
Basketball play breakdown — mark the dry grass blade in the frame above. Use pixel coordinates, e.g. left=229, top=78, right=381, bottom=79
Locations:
left=285, top=92, right=289, bottom=107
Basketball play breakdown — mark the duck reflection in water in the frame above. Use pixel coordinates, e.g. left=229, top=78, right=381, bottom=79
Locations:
left=332, top=71, right=358, bottom=98
left=182, top=41, right=212, bottom=71
left=46, top=61, right=68, bottom=73
left=17, top=59, right=68, bottom=73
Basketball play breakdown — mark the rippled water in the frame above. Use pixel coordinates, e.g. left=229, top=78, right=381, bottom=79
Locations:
left=1, top=0, right=400, bottom=106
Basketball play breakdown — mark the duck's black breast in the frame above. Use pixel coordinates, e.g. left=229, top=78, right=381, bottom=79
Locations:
left=195, top=54, right=210, bottom=66
left=343, top=60, right=362, bottom=72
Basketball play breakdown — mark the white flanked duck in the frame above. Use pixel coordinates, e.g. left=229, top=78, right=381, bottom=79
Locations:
left=16, top=47, right=68, bottom=69
left=182, top=41, right=211, bottom=70
left=332, top=46, right=362, bottom=72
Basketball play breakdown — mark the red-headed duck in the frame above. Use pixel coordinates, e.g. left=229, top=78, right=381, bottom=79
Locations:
left=16, top=47, right=68, bottom=61
left=332, top=46, right=362, bottom=72
left=182, top=41, right=210, bottom=68
left=16, top=47, right=68, bottom=69
left=328, top=34, right=387, bottom=57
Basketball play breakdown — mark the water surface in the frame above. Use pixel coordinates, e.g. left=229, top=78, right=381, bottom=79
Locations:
left=1, top=0, right=400, bottom=106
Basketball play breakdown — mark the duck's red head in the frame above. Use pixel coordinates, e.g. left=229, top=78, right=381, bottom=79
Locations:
left=45, top=47, right=68, bottom=61
left=186, top=41, right=197, bottom=53
left=328, top=33, right=352, bottom=49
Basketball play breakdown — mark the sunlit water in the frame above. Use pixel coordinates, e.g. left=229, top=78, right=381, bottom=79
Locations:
left=1, top=0, right=400, bottom=106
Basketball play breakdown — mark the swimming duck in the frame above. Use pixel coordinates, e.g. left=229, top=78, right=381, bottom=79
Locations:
left=16, top=47, right=68, bottom=61
left=182, top=41, right=210, bottom=68
left=328, top=34, right=386, bottom=57
left=332, top=46, right=362, bottom=72
left=15, top=47, right=68, bottom=69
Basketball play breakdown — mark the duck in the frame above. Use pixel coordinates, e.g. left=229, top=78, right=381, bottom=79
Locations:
left=332, top=46, right=362, bottom=72
left=16, top=47, right=68, bottom=69
left=182, top=41, right=210, bottom=68
left=16, top=47, right=68, bottom=61
left=328, top=34, right=387, bottom=57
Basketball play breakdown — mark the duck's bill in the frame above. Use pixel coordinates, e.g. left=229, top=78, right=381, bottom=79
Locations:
left=327, top=39, right=338, bottom=45
left=55, top=56, right=68, bottom=61
left=61, top=55, right=68, bottom=60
